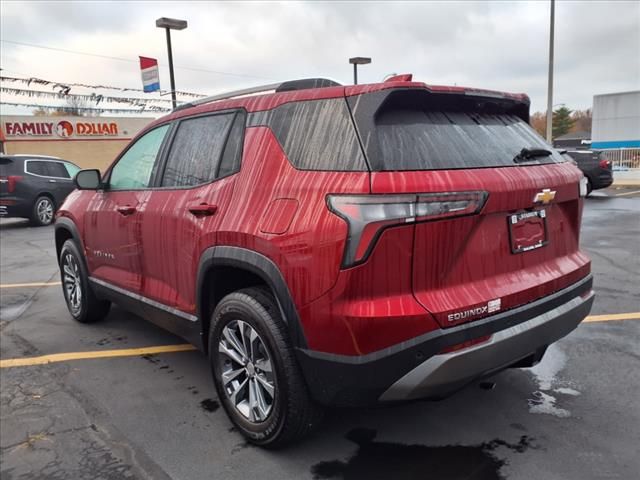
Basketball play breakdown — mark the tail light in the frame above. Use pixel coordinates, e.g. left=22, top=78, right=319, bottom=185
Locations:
left=579, top=177, right=588, bottom=197
left=599, top=159, right=611, bottom=169
left=0, top=176, right=22, bottom=193
left=328, top=191, right=488, bottom=267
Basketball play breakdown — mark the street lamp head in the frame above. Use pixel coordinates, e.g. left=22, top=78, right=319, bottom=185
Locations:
left=156, top=17, right=188, bottom=30
left=349, top=57, right=372, bottom=65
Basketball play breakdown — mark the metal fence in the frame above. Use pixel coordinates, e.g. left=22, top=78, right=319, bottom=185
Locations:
left=600, top=148, right=640, bottom=169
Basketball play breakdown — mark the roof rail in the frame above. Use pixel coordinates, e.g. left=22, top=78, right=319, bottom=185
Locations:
left=173, top=78, right=341, bottom=113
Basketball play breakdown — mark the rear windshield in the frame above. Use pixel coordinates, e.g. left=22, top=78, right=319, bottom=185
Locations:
left=0, top=158, right=17, bottom=176
left=349, top=89, right=565, bottom=171
left=376, top=110, right=563, bottom=170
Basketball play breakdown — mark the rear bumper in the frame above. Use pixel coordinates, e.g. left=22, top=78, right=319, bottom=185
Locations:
left=296, top=275, right=594, bottom=406
left=0, top=200, right=30, bottom=218
left=592, top=170, right=613, bottom=189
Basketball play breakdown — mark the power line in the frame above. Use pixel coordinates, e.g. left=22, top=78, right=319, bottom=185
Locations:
left=0, top=101, right=169, bottom=114
left=0, top=74, right=204, bottom=98
left=1, top=39, right=274, bottom=80
left=1, top=86, right=175, bottom=105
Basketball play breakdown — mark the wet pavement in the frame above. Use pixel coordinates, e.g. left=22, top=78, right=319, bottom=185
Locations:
left=1, top=187, right=639, bottom=480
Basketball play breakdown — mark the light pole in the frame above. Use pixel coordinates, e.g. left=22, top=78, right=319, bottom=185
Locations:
left=545, top=0, right=555, bottom=143
left=349, top=57, right=371, bottom=85
left=156, top=17, right=188, bottom=109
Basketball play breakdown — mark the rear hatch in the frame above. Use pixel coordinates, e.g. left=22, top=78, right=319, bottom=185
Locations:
left=0, top=157, right=21, bottom=199
left=348, top=87, right=590, bottom=328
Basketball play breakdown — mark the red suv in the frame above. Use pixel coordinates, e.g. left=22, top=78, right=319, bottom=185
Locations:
left=55, top=76, right=594, bottom=447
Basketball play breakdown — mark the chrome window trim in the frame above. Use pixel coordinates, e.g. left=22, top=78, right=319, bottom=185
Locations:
left=88, top=277, right=198, bottom=322
left=24, top=159, right=76, bottom=180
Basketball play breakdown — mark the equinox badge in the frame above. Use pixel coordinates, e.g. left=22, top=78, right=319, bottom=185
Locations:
left=533, top=189, right=556, bottom=205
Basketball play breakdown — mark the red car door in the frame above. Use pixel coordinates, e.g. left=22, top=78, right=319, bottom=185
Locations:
left=139, top=111, right=244, bottom=314
left=83, top=124, right=171, bottom=294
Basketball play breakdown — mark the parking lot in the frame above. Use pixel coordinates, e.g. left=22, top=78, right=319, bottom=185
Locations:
left=1, top=187, right=639, bottom=480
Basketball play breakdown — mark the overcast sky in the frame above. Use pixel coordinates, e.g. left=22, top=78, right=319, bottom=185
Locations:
left=1, top=0, right=639, bottom=116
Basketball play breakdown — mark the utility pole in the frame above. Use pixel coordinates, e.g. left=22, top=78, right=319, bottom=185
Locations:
left=546, top=0, right=555, bottom=143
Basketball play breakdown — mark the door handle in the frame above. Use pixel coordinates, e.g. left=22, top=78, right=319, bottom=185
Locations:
left=116, top=205, right=137, bottom=216
left=48, top=179, right=57, bottom=183
left=188, top=203, right=218, bottom=216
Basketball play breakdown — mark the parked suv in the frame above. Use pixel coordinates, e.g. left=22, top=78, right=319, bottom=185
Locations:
left=55, top=76, right=594, bottom=447
left=0, top=155, right=81, bottom=225
left=565, top=150, right=613, bottom=193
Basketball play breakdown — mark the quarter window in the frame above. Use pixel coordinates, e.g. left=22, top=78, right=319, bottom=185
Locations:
left=110, top=124, right=170, bottom=190
left=64, top=162, right=81, bottom=178
left=161, top=113, right=236, bottom=188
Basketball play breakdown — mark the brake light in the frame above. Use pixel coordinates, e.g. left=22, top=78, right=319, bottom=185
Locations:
left=0, top=176, right=22, bottom=193
left=599, top=159, right=611, bottom=169
left=327, top=191, right=488, bottom=267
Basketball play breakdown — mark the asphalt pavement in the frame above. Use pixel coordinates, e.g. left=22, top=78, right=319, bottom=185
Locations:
left=1, top=187, right=639, bottom=480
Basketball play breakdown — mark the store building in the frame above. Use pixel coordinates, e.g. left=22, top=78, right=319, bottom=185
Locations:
left=591, top=91, right=640, bottom=169
left=0, top=115, right=152, bottom=171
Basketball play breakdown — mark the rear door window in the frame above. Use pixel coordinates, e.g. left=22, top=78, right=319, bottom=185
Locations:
left=160, top=112, right=237, bottom=188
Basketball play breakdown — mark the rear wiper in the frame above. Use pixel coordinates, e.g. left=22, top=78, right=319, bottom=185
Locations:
left=513, top=147, right=552, bottom=163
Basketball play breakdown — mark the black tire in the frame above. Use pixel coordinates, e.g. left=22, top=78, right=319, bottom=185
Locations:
left=31, top=195, right=55, bottom=226
left=209, top=286, right=323, bottom=448
left=59, top=239, right=110, bottom=323
left=586, top=177, right=593, bottom=195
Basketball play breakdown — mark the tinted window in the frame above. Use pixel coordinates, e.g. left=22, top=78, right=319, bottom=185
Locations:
left=110, top=125, right=170, bottom=190
left=46, top=162, right=71, bottom=178
left=0, top=158, right=17, bottom=175
left=161, top=113, right=234, bottom=187
left=252, top=98, right=367, bottom=171
left=26, top=161, right=50, bottom=176
left=375, top=110, right=564, bottom=171
left=64, top=162, right=81, bottom=177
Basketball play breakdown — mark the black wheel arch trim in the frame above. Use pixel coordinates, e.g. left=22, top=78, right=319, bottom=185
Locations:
left=196, top=246, right=308, bottom=350
left=54, top=217, right=86, bottom=262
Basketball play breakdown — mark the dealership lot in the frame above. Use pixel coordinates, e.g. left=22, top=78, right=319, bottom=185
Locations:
left=1, top=188, right=639, bottom=480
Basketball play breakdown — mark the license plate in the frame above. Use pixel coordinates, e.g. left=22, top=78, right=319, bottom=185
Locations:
left=508, top=209, right=548, bottom=254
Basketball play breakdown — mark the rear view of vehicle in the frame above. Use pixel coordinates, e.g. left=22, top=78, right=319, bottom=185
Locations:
left=299, top=83, right=594, bottom=406
left=566, top=150, right=613, bottom=193
left=0, top=156, right=26, bottom=220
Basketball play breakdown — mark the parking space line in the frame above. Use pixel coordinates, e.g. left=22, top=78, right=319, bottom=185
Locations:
left=0, top=281, right=62, bottom=289
left=584, top=312, right=640, bottom=322
left=0, top=344, right=197, bottom=368
left=615, top=190, right=640, bottom=197
left=1, top=313, right=638, bottom=368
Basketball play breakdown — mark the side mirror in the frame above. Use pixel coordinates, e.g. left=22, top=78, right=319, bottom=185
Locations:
left=74, top=169, right=102, bottom=190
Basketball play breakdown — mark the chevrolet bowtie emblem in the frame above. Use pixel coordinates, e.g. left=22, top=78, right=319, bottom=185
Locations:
left=533, top=189, right=556, bottom=204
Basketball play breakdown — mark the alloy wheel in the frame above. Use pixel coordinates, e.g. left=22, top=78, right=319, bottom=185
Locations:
left=62, top=253, right=82, bottom=315
left=218, top=320, right=276, bottom=423
left=36, top=198, right=54, bottom=225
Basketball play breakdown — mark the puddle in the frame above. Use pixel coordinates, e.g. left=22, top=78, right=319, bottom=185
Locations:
left=527, top=391, right=570, bottom=418
left=525, top=345, right=580, bottom=418
left=311, top=428, right=535, bottom=480
left=200, top=398, right=220, bottom=412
